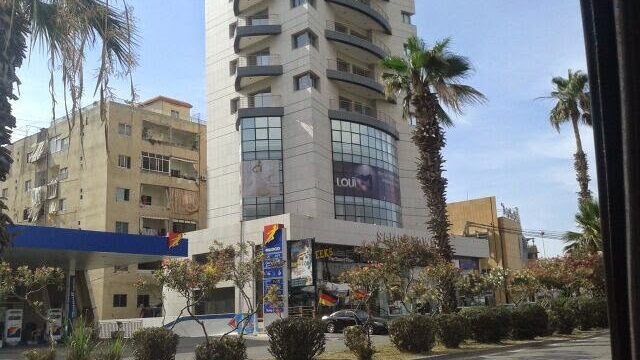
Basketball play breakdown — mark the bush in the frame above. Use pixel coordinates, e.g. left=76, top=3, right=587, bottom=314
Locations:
left=94, top=335, right=125, bottom=360
left=568, top=297, right=609, bottom=331
left=434, top=313, right=466, bottom=348
left=461, top=307, right=512, bottom=343
left=511, top=303, right=549, bottom=340
left=388, top=315, right=436, bottom=354
left=23, top=349, right=56, bottom=360
left=344, top=326, right=376, bottom=360
left=547, top=298, right=576, bottom=335
left=66, top=318, right=97, bottom=360
left=266, top=317, right=325, bottom=360
left=195, top=336, right=248, bottom=360
left=131, top=327, right=179, bottom=360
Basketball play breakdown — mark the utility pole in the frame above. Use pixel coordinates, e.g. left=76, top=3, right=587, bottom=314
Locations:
left=540, top=231, right=547, bottom=258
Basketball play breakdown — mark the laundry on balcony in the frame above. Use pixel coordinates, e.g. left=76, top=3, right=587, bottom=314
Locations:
left=48, top=199, right=59, bottom=215
left=47, top=180, right=58, bottom=199
left=28, top=141, right=47, bottom=163
left=169, top=188, right=199, bottom=215
left=29, top=186, right=47, bottom=222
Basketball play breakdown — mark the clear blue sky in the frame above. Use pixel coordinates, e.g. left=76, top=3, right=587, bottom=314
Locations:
left=11, top=0, right=593, bottom=257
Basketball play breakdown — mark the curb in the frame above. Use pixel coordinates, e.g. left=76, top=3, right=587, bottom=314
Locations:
left=417, top=330, right=609, bottom=359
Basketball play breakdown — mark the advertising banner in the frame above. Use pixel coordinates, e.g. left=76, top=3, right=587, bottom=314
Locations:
left=4, top=309, right=23, bottom=346
left=242, top=160, right=282, bottom=197
left=288, top=238, right=315, bottom=288
left=333, top=161, right=401, bottom=205
left=46, top=309, right=63, bottom=342
left=262, top=224, right=285, bottom=314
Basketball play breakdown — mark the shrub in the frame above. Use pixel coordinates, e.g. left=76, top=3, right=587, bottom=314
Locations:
left=568, top=297, right=609, bottom=331
left=547, top=298, right=576, bottom=335
left=266, top=317, right=325, bottom=360
left=388, top=315, right=436, bottom=353
left=511, top=303, right=549, bottom=340
left=131, top=327, right=179, bottom=360
left=434, top=313, right=466, bottom=348
left=94, top=335, right=125, bottom=360
left=344, top=326, right=376, bottom=360
left=23, top=349, right=56, bottom=360
left=66, top=318, right=97, bottom=360
left=195, top=336, right=248, bottom=360
left=461, top=307, right=512, bottom=343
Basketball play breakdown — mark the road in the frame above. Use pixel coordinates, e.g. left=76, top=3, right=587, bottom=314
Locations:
left=458, top=334, right=611, bottom=360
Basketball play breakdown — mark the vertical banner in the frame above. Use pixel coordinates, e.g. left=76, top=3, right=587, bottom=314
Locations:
left=288, top=238, right=315, bottom=288
left=262, top=224, right=285, bottom=314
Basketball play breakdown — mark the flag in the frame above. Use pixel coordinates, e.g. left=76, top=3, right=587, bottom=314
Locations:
left=263, top=224, right=283, bottom=245
left=319, top=293, right=337, bottom=307
left=167, top=232, right=183, bottom=248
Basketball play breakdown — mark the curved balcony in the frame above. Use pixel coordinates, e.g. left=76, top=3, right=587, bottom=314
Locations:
left=325, top=0, right=391, bottom=35
left=325, top=21, right=389, bottom=62
left=233, top=0, right=265, bottom=15
left=235, top=55, right=283, bottom=91
left=328, top=99, right=398, bottom=139
left=235, top=95, right=284, bottom=128
left=234, top=15, right=281, bottom=53
left=326, top=59, right=385, bottom=98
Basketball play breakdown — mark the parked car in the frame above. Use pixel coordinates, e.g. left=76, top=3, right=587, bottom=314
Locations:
left=321, top=310, right=388, bottom=334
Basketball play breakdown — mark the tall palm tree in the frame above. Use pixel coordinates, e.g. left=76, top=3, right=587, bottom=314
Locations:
left=0, top=0, right=136, bottom=253
left=381, top=37, right=485, bottom=312
left=547, top=70, right=592, bottom=204
left=563, top=198, right=602, bottom=255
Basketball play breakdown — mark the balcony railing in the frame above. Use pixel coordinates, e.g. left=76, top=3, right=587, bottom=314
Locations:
left=330, top=98, right=394, bottom=125
left=328, top=59, right=382, bottom=82
left=238, top=54, right=281, bottom=67
left=325, top=0, right=391, bottom=34
left=326, top=20, right=390, bottom=56
left=237, top=14, right=280, bottom=27
left=238, top=94, right=282, bottom=109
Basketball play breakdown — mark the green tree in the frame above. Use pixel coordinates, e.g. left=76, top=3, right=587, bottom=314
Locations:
left=381, top=37, right=485, bottom=312
left=546, top=70, right=592, bottom=203
left=563, top=198, right=602, bottom=255
left=0, top=0, right=137, bottom=253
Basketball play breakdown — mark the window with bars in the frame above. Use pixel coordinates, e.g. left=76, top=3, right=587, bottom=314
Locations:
left=118, top=155, right=132, bottom=169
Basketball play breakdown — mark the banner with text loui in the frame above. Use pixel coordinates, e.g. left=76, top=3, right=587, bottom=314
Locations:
left=333, top=161, right=401, bottom=205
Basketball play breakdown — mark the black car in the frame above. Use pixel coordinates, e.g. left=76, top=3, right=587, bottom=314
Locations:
left=321, top=310, right=388, bottom=334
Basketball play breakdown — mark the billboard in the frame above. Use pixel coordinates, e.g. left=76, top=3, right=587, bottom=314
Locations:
left=262, top=224, right=285, bottom=314
left=333, top=161, right=401, bottom=205
left=288, top=238, right=315, bottom=288
left=242, top=160, right=282, bottom=197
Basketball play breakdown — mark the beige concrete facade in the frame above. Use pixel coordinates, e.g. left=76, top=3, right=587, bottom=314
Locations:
left=2, top=97, right=207, bottom=320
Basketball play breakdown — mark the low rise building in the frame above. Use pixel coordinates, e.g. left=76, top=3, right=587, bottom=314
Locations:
left=1, top=96, right=207, bottom=320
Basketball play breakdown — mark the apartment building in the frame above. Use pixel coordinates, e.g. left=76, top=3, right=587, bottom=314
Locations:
left=163, top=0, right=489, bottom=324
left=2, top=96, right=207, bottom=319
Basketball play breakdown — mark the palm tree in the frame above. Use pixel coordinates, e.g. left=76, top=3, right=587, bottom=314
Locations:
left=381, top=37, right=485, bottom=312
left=0, top=0, right=136, bottom=253
left=563, top=198, right=602, bottom=255
left=547, top=70, right=592, bottom=204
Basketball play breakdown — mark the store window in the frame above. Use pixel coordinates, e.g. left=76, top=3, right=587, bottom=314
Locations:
left=195, top=287, right=235, bottom=315
left=331, top=120, right=402, bottom=227
left=240, top=117, right=284, bottom=220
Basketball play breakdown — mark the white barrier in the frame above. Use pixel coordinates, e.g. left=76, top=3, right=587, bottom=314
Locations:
left=97, top=314, right=238, bottom=339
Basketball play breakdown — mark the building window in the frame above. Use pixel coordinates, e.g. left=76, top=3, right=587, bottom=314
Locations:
left=292, top=0, right=314, bottom=8
left=195, top=287, right=235, bottom=315
left=1, top=188, right=7, bottom=199
left=137, top=294, right=150, bottom=308
left=402, top=11, right=413, bottom=24
left=172, top=220, right=197, bottom=233
left=114, top=265, right=129, bottom=272
left=141, top=152, right=170, bottom=174
left=115, top=221, right=129, bottom=234
left=118, top=123, right=132, bottom=136
left=140, top=195, right=152, bottom=206
left=229, top=22, right=237, bottom=38
left=24, top=180, right=32, bottom=192
left=240, top=117, right=284, bottom=220
left=292, top=30, right=317, bottom=49
left=22, top=208, right=29, bottom=221
left=58, top=198, right=66, bottom=212
left=49, top=136, right=69, bottom=154
left=331, top=119, right=402, bottom=228
left=116, top=188, right=130, bottom=202
left=294, top=72, right=319, bottom=91
left=113, top=294, right=127, bottom=308
left=118, top=155, right=132, bottom=169
left=230, top=97, right=240, bottom=114
left=171, top=110, right=180, bottom=118
left=58, top=167, right=68, bottom=180
left=230, top=59, right=238, bottom=76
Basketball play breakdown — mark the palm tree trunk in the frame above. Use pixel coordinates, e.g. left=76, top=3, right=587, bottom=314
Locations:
left=571, top=118, right=592, bottom=203
left=0, top=4, right=25, bottom=253
left=412, top=92, right=457, bottom=313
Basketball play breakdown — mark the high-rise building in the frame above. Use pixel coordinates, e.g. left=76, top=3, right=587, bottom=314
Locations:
left=162, top=0, right=489, bottom=325
left=2, top=97, right=207, bottom=319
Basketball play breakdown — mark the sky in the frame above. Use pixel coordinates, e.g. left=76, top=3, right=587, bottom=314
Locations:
left=10, top=0, right=593, bottom=257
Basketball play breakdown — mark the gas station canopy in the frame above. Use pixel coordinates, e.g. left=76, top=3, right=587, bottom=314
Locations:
left=1, top=225, right=188, bottom=270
